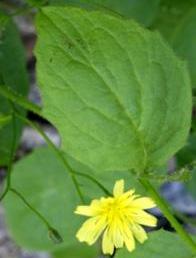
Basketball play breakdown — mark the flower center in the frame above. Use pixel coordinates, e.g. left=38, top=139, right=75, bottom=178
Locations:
left=102, top=198, right=124, bottom=222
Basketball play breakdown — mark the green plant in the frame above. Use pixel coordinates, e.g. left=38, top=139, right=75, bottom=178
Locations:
left=0, top=0, right=195, bottom=257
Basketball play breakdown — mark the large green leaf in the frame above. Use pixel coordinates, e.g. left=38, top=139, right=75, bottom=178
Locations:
left=152, top=0, right=196, bottom=87
left=3, top=147, right=82, bottom=251
left=115, top=230, right=193, bottom=258
left=48, top=0, right=161, bottom=27
left=35, top=7, right=192, bottom=174
left=0, top=19, right=29, bottom=165
left=52, top=243, right=98, bottom=258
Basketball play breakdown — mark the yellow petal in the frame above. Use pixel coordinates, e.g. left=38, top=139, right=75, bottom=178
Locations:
left=75, top=200, right=102, bottom=217
left=74, top=205, right=93, bottom=216
left=133, top=210, right=157, bottom=227
left=121, top=190, right=135, bottom=199
left=132, top=197, right=156, bottom=209
left=102, top=228, right=114, bottom=255
left=110, top=221, right=123, bottom=248
left=131, top=223, right=147, bottom=243
left=123, top=229, right=135, bottom=252
left=113, top=179, right=124, bottom=197
left=119, top=221, right=135, bottom=252
left=76, top=217, right=106, bottom=245
left=76, top=217, right=96, bottom=243
left=113, top=231, right=123, bottom=248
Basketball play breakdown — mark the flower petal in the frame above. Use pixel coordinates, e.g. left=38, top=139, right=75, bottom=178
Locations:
left=131, top=223, right=147, bottom=243
left=75, top=199, right=102, bottom=217
left=102, top=228, right=114, bottom=255
left=133, top=210, right=157, bottom=227
left=74, top=205, right=93, bottom=216
left=76, top=216, right=106, bottom=245
left=113, top=179, right=124, bottom=197
left=123, top=229, right=135, bottom=252
left=76, top=218, right=95, bottom=243
left=111, top=220, right=124, bottom=248
left=132, top=197, right=156, bottom=209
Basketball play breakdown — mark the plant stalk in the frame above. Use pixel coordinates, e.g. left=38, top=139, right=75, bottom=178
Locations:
left=0, top=109, right=16, bottom=201
left=140, top=178, right=196, bottom=253
left=10, top=188, right=63, bottom=243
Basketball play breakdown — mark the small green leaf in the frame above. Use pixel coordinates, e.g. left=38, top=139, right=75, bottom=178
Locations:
left=115, top=230, right=193, bottom=258
left=48, top=0, right=161, bottom=26
left=35, top=7, right=192, bottom=173
left=0, top=19, right=29, bottom=165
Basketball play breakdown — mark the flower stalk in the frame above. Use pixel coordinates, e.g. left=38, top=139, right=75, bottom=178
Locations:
left=139, top=178, right=196, bottom=253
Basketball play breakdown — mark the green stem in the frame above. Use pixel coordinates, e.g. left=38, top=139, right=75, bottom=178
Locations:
left=0, top=110, right=16, bottom=201
left=15, top=111, right=85, bottom=203
left=10, top=187, right=51, bottom=228
left=76, top=171, right=111, bottom=196
left=10, top=188, right=63, bottom=243
left=140, top=178, right=196, bottom=253
left=71, top=174, right=85, bottom=203
left=0, top=86, right=42, bottom=115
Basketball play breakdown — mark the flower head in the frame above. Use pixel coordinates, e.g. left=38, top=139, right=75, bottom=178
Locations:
left=75, top=179, right=157, bottom=255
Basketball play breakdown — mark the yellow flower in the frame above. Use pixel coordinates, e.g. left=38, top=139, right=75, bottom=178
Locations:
left=74, top=179, right=157, bottom=255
